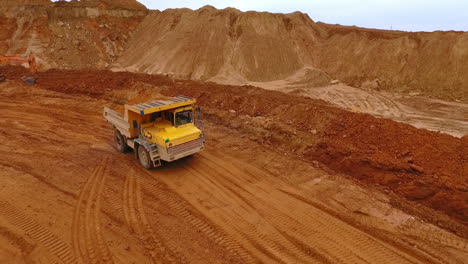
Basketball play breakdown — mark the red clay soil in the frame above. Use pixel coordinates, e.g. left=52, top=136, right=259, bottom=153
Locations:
left=4, top=66, right=468, bottom=227
left=319, top=115, right=467, bottom=220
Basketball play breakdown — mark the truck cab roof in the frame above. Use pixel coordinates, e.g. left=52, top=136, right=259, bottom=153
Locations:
left=126, top=95, right=196, bottom=115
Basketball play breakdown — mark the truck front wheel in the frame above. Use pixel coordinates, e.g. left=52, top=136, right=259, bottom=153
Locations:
left=114, top=130, right=129, bottom=153
left=138, top=146, right=154, bottom=169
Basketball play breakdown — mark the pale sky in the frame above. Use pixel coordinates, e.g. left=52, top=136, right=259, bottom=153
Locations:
left=136, top=0, right=467, bottom=32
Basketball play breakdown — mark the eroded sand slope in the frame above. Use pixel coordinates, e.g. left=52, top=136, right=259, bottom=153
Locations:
left=1, top=1, right=467, bottom=102
left=119, top=7, right=468, bottom=102
left=0, top=0, right=147, bottom=70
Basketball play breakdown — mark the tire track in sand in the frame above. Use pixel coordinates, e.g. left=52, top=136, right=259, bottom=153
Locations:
left=181, top=152, right=424, bottom=263
left=71, top=157, right=113, bottom=264
left=135, top=166, right=257, bottom=264
left=122, top=168, right=185, bottom=264
left=0, top=201, right=78, bottom=264
left=183, top=161, right=333, bottom=263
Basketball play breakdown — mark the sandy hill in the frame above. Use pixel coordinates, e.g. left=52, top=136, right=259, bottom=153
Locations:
left=101, top=0, right=147, bottom=10
left=0, top=3, right=466, bottom=101
left=118, top=6, right=468, bottom=101
left=314, top=23, right=468, bottom=101
left=118, top=7, right=323, bottom=84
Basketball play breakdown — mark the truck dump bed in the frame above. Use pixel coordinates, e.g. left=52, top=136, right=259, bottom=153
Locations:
left=103, top=107, right=131, bottom=137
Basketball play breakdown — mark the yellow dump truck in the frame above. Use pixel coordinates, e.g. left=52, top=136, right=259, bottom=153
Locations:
left=103, top=96, right=205, bottom=169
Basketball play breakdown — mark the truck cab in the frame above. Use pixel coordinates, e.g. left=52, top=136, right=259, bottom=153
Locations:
left=104, top=96, right=205, bottom=169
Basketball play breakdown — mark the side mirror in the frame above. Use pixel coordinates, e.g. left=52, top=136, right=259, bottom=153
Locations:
left=196, top=106, right=202, bottom=120
left=195, top=106, right=204, bottom=136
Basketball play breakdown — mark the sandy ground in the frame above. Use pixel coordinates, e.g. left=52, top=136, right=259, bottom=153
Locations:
left=0, top=79, right=467, bottom=263
left=250, top=81, right=468, bottom=138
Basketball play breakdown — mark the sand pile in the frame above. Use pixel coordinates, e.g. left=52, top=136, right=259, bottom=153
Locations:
left=2, top=3, right=466, bottom=101
left=118, top=6, right=468, bottom=102
left=118, top=7, right=326, bottom=85
left=99, top=0, right=147, bottom=10
left=315, top=24, right=468, bottom=102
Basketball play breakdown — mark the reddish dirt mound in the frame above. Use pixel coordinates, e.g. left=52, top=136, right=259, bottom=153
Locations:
left=7, top=66, right=464, bottom=227
left=316, top=114, right=468, bottom=223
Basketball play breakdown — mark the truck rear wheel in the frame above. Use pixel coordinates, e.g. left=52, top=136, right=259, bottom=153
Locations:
left=114, top=130, right=129, bottom=153
left=138, top=146, right=154, bottom=169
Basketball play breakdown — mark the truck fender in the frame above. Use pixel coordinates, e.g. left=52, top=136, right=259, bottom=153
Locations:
left=133, top=138, right=151, bottom=159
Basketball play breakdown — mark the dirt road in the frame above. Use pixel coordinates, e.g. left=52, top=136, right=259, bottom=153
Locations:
left=0, top=74, right=467, bottom=263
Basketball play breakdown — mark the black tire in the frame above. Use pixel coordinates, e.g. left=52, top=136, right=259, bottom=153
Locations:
left=114, top=130, right=129, bottom=153
left=137, top=146, right=154, bottom=169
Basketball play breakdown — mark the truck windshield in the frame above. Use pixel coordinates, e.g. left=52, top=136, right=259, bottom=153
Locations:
left=175, top=110, right=193, bottom=126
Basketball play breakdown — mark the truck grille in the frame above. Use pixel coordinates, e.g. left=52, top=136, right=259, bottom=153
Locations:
left=168, top=138, right=204, bottom=156
left=171, top=134, right=199, bottom=145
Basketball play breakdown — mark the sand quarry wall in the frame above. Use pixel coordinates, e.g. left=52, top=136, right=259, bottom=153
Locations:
left=118, top=7, right=468, bottom=102
left=0, top=0, right=147, bottom=70
left=1, top=2, right=467, bottom=101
